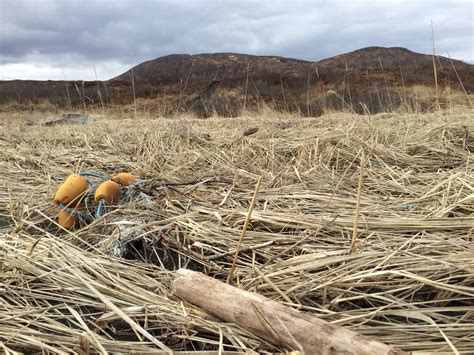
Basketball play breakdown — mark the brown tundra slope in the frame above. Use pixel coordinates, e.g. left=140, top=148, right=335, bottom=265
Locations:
left=0, top=47, right=472, bottom=116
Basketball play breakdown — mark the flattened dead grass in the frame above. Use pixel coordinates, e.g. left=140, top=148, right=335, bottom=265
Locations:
left=1, top=108, right=473, bottom=353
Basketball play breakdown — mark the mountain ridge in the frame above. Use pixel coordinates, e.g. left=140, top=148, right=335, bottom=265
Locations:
left=0, top=46, right=472, bottom=116
left=110, top=46, right=471, bottom=83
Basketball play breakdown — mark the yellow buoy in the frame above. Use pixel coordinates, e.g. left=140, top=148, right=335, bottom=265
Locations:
left=112, top=172, right=136, bottom=186
left=58, top=210, right=76, bottom=229
left=54, top=174, right=88, bottom=205
left=94, top=180, right=121, bottom=204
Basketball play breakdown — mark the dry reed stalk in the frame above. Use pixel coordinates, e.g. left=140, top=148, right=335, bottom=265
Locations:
left=447, top=53, right=473, bottom=107
left=431, top=20, right=440, bottom=110
left=227, top=176, right=262, bottom=284
left=350, top=150, right=365, bottom=254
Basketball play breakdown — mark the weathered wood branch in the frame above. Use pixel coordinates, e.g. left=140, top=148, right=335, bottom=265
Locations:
left=173, top=269, right=408, bottom=355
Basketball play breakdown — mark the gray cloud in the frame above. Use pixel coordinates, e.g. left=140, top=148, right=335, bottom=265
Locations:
left=0, top=0, right=472, bottom=80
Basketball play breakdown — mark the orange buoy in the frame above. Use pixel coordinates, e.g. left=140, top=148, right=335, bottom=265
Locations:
left=58, top=210, right=77, bottom=229
left=54, top=174, right=88, bottom=205
left=112, top=172, right=136, bottom=186
left=94, top=180, right=121, bottom=204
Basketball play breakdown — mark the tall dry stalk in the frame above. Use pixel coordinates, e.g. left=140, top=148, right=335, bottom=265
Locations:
left=244, top=62, right=250, bottom=110
left=378, top=57, right=393, bottom=110
left=177, top=57, right=195, bottom=113
left=279, top=73, right=288, bottom=111
left=74, top=82, right=86, bottom=112
left=62, top=69, right=72, bottom=109
left=93, top=65, right=105, bottom=111
left=345, top=61, right=353, bottom=110
left=128, top=53, right=137, bottom=117
left=227, top=176, right=262, bottom=284
left=447, top=52, right=473, bottom=107
left=399, top=64, right=409, bottom=112
left=431, top=20, right=440, bottom=110
left=349, top=150, right=365, bottom=254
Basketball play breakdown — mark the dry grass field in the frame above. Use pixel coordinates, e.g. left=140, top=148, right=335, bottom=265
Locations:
left=1, top=108, right=473, bottom=353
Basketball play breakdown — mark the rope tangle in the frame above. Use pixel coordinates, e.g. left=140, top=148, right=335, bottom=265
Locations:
left=54, top=172, right=149, bottom=229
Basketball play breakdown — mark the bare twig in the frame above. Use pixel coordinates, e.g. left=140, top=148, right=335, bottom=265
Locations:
left=227, top=176, right=262, bottom=284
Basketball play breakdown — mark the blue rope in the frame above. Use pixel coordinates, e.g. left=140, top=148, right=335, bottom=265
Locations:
left=59, top=203, right=94, bottom=222
left=95, top=199, right=106, bottom=217
left=133, top=178, right=149, bottom=185
left=138, top=192, right=152, bottom=202
left=80, top=172, right=109, bottom=180
left=400, top=204, right=413, bottom=211
left=80, top=172, right=108, bottom=196
left=123, top=179, right=153, bottom=203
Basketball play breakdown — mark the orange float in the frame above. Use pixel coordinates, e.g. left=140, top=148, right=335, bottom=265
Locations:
left=112, top=172, right=136, bottom=186
left=58, top=209, right=76, bottom=229
left=54, top=174, right=88, bottom=206
left=94, top=180, right=121, bottom=204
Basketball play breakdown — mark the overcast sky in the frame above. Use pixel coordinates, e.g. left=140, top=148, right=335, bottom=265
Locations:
left=1, top=0, right=472, bottom=80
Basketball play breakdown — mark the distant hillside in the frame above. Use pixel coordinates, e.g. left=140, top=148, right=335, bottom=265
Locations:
left=317, top=46, right=464, bottom=69
left=0, top=47, right=472, bottom=116
left=110, top=46, right=472, bottom=86
left=111, top=53, right=311, bottom=84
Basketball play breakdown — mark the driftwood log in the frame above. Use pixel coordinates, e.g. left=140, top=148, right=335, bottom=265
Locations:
left=173, top=269, right=407, bottom=355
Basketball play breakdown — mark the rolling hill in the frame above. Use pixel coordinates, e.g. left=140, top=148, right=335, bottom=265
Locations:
left=0, top=47, right=472, bottom=116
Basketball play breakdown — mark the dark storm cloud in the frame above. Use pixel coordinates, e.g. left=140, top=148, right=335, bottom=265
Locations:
left=0, top=0, right=472, bottom=80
